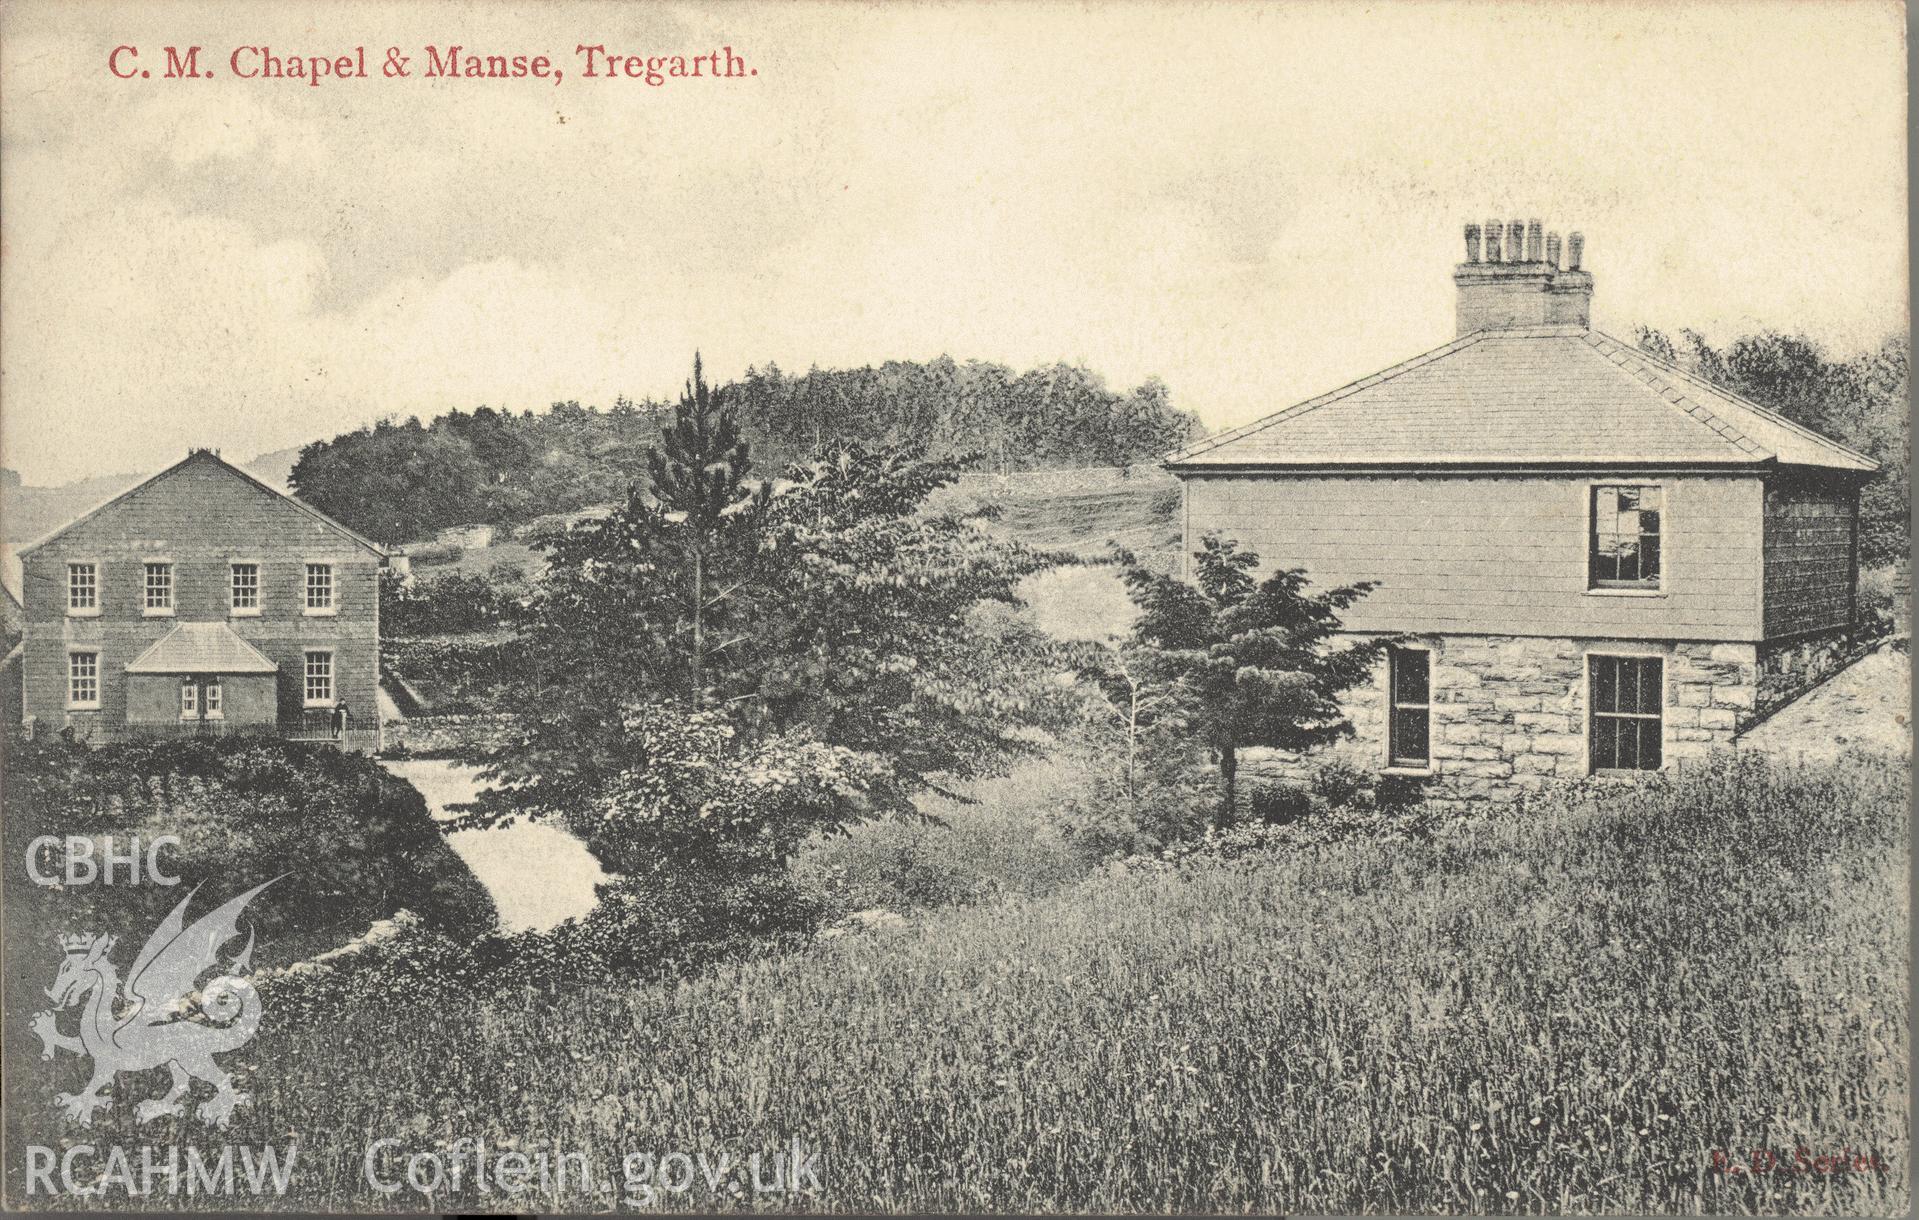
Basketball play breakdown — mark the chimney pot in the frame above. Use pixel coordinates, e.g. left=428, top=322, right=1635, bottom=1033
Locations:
left=1454, top=219, right=1593, bottom=335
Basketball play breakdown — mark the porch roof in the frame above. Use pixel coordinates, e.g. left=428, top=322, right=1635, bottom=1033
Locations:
left=125, top=623, right=278, bottom=675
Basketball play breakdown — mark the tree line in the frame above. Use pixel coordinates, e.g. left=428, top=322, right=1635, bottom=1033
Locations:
left=287, top=356, right=1202, bottom=544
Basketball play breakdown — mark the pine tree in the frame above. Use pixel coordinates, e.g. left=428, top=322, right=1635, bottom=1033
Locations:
left=1119, top=536, right=1384, bottom=825
left=644, top=353, right=771, bottom=706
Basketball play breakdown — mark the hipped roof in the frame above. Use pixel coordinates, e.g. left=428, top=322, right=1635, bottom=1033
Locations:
left=1166, top=327, right=1879, bottom=474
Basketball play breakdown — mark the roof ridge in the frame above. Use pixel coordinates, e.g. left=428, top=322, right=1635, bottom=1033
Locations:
left=1165, top=329, right=1494, bottom=464
left=1575, top=333, right=1766, bottom=460
left=17, top=451, right=389, bottom=558
left=1590, top=330, right=1879, bottom=469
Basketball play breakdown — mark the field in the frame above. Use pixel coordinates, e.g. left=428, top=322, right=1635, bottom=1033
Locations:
left=18, top=752, right=1905, bottom=1214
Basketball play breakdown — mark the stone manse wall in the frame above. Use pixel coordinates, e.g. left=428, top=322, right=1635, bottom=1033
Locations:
left=1244, top=632, right=1773, bottom=805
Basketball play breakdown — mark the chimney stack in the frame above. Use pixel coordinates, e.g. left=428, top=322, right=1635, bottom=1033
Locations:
left=1453, top=217, right=1593, bottom=335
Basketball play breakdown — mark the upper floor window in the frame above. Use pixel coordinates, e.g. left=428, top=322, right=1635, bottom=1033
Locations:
left=68, top=651, right=100, bottom=709
left=1589, top=485, right=1662, bottom=590
left=230, top=563, right=261, bottom=615
left=144, top=562, right=174, bottom=615
left=305, top=563, right=335, bottom=614
left=67, top=563, right=98, bottom=615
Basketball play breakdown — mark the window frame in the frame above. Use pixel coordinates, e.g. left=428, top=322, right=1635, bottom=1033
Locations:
left=1385, top=646, right=1433, bottom=771
left=229, top=560, right=263, bottom=617
left=303, top=561, right=337, bottom=616
left=1585, top=651, right=1667, bottom=774
left=67, top=650, right=101, bottom=710
left=204, top=680, right=223, bottom=720
left=66, top=561, right=101, bottom=618
left=303, top=648, right=336, bottom=708
left=143, top=560, right=175, bottom=617
left=180, top=679, right=198, bottom=719
left=1586, top=482, right=1667, bottom=595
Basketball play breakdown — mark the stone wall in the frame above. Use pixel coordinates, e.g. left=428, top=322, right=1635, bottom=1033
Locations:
left=1755, top=630, right=1859, bottom=718
left=382, top=712, right=517, bottom=757
left=1244, top=633, right=1762, bottom=805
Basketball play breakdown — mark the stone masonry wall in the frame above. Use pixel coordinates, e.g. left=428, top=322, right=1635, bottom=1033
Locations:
left=382, top=712, right=518, bottom=757
left=1755, top=630, right=1859, bottom=719
left=1243, top=634, right=1762, bottom=805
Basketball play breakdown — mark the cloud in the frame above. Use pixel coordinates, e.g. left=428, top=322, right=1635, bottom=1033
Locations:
left=1, top=0, right=1906, bottom=483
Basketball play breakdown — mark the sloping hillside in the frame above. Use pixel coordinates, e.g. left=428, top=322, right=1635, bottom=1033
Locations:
left=171, top=752, right=1908, bottom=1213
left=400, top=466, right=1185, bottom=581
left=937, top=468, right=1182, bottom=559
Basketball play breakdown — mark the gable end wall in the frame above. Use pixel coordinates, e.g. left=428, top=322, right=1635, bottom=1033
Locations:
left=18, top=459, right=380, bottom=737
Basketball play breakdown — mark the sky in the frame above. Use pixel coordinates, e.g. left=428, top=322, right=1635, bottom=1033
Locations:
left=1, top=0, right=1908, bottom=487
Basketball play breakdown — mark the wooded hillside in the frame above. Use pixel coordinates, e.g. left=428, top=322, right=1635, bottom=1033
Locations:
left=288, top=357, right=1201, bottom=543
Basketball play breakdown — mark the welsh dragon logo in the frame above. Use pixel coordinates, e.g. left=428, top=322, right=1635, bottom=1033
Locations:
left=30, top=879, right=279, bottom=1128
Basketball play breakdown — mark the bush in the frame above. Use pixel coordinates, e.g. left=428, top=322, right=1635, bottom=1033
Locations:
left=259, top=869, right=828, bottom=1028
left=2, top=732, right=496, bottom=966
left=1127, top=798, right=1460, bottom=872
left=1857, top=563, right=1902, bottom=640
left=381, top=564, right=530, bottom=637
left=1050, top=696, right=1217, bottom=860
left=793, top=765, right=1091, bottom=915
left=381, top=632, right=528, bottom=714
left=1245, top=779, right=1316, bottom=825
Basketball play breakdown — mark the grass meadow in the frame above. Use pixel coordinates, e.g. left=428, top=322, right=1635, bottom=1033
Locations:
left=11, top=752, right=1908, bottom=1214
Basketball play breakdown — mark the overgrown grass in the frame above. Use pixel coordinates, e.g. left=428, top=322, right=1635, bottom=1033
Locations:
left=9, top=753, right=1906, bottom=1214
left=791, top=760, right=1095, bottom=914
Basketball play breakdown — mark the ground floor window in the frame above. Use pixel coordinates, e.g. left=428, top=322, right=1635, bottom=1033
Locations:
left=1388, top=646, right=1431, bottom=767
left=67, top=652, right=99, bottom=709
left=180, top=680, right=197, bottom=718
left=205, top=681, right=223, bottom=718
left=1590, top=654, right=1663, bottom=771
left=303, top=650, right=334, bottom=706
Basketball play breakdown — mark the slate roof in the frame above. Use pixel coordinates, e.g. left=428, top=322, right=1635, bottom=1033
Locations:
left=1166, top=327, right=1879, bottom=473
left=125, top=623, right=278, bottom=674
left=18, top=449, right=388, bottom=558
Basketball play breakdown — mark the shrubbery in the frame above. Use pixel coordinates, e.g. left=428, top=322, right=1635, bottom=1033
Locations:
left=380, top=633, right=528, bottom=717
left=792, top=761, right=1093, bottom=914
left=3, top=732, right=496, bottom=967
left=380, top=564, right=531, bottom=638
left=1857, top=563, right=1904, bottom=641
